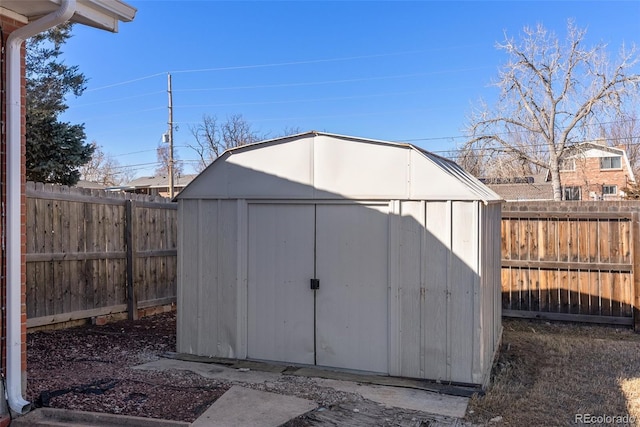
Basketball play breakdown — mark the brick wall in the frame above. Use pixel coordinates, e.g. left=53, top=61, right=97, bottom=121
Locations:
left=1, top=11, right=29, bottom=387
left=560, top=156, right=633, bottom=201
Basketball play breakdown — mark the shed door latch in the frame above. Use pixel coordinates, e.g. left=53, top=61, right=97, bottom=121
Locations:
left=310, top=278, right=320, bottom=290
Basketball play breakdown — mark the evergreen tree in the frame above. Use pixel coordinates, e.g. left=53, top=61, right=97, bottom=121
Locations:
left=25, top=23, right=93, bottom=185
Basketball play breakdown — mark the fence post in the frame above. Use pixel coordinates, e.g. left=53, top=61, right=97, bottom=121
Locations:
left=125, top=199, right=139, bottom=320
left=633, top=210, right=640, bottom=332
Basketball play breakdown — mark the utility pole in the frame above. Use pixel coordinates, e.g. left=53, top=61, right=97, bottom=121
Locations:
left=167, top=73, right=175, bottom=199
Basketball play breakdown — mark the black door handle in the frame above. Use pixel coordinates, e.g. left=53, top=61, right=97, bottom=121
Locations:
left=310, top=278, right=319, bottom=290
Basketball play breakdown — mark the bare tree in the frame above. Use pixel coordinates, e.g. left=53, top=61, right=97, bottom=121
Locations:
left=188, top=114, right=265, bottom=172
left=465, top=21, right=640, bottom=200
left=278, top=126, right=303, bottom=137
left=188, top=114, right=221, bottom=172
left=457, top=132, right=546, bottom=178
left=79, top=142, right=135, bottom=186
left=221, top=114, right=262, bottom=149
left=155, top=144, right=184, bottom=177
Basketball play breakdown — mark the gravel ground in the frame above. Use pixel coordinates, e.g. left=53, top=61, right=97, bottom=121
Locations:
left=26, top=311, right=466, bottom=426
left=27, top=311, right=227, bottom=422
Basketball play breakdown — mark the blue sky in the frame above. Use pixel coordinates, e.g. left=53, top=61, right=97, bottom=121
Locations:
left=59, top=1, right=640, bottom=177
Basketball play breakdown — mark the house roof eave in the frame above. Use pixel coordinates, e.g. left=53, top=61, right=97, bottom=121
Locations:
left=1, top=0, right=136, bottom=32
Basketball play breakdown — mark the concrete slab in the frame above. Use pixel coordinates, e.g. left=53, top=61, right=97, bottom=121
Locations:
left=312, top=378, right=468, bottom=418
left=133, top=359, right=282, bottom=383
left=134, top=358, right=469, bottom=420
left=191, top=385, right=316, bottom=427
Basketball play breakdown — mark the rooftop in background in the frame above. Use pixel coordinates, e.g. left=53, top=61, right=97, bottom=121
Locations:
left=111, top=174, right=197, bottom=198
left=75, top=180, right=107, bottom=190
left=124, top=174, right=197, bottom=189
left=481, top=173, right=554, bottom=202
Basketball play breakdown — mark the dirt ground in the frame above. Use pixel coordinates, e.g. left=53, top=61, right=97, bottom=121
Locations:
left=25, top=312, right=640, bottom=426
left=25, top=311, right=461, bottom=426
left=26, top=311, right=228, bottom=422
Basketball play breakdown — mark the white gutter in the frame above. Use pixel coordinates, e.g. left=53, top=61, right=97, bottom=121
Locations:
left=5, top=0, right=76, bottom=414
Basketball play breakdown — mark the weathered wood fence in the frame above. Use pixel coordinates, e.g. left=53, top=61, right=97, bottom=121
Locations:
left=501, top=201, right=640, bottom=329
left=25, top=186, right=640, bottom=329
left=26, top=182, right=177, bottom=328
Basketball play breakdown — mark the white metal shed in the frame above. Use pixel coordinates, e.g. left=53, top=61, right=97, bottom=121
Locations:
left=176, top=131, right=503, bottom=387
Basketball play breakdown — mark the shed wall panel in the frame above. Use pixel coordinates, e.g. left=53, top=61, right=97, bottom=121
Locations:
left=489, top=204, right=503, bottom=364
left=315, top=203, right=389, bottom=373
left=196, top=200, right=220, bottom=356
left=313, top=135, right=409, bottom=199
left=449, top=201, right=478, bottom=383
left=398, top=201, right=424, bottom=378
left=178, top=133, right=501, bottom=202
left=410, top=151, right=485, bottom=200
left=247, top=204, right=315, bottom=364
left=177, top=200, right=239, bottom=358
left=182, top=136, right=315, bottom=199
left=177, top=200, right=200, bottom=354
left=226, top=137, right=314, bottom=198
left=422, top=201, right=451, bottom=381
left=476, top=204, right=493, bottom=384
left=216, top=200, right=240, bottom=357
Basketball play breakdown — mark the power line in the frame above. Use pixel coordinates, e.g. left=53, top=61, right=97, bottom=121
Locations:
left=258, top=107, right=455, bottom=123
left=81, top=47, right=487, bottom=93
left=168, top=47, right=484, bottom=75
left=85, top=72, right=166, bottom=92
left=173, top=69, right=490, bottom=93
left=175, top=90, right=434, bottom=109
left=71, top=91, right=165, bottom=108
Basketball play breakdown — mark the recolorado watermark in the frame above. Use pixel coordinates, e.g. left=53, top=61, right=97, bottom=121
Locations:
left=575, top=414, right=636, bottom=425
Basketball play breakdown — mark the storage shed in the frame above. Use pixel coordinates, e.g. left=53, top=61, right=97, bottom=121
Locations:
left=176, top=131, right=503, bottom=387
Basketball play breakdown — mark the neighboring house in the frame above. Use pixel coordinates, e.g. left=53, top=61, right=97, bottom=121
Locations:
left=75, top=180, right=107, bottom=190
left=0, top=1, right=135, bottom=419
left=481, top=174, right=554, bottom=202
left=117, top=174, right=197, bottom=197
left=479, top=142, right=636, bottom=201
left=558, top=142, right=636, bottom=201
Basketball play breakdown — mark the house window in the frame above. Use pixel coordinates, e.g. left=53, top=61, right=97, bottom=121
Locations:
left=563, top=186, right=581, bottom=201
left=602, top=185, right=617, bottom=196
left=600, top=156, right=621, bottom=169
left=559, top=158, right=575, bottom=171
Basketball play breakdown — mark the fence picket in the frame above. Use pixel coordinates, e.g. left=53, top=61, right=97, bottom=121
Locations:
left=26, top=183, right=176, bottom=328
left=502, top=201, right=640, bottom=328
left=26, top=187, right=640, bottom=329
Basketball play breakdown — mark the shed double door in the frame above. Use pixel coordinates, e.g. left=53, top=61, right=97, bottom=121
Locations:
left=247, top=203, right=389, bottom=374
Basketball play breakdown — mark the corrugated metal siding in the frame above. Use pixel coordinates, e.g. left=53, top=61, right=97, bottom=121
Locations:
left=398, top=201, right=425, bottom=378
left=315, top=203, right=389, bottom=373
left=422, top=201, right=451, bottom=380
left=395, top=200, right=501, bottom=384
left=178, top=133, right=503, bottom=203
left=312, top=135, right=410, bottom=199
left=247, top=204, right=315, bottom=364
left=177, top=199, right=238, bottom=358
left=476, top=202, right=503, bottom=385
left=449, top=201, right=479, bottom=383
left=178, top=198, right=502, bottom=386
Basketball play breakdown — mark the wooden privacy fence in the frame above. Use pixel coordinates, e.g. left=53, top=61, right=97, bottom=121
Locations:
left=501, top=201, right=640, bottom=329
left=25, top=182, right=177, bottom=328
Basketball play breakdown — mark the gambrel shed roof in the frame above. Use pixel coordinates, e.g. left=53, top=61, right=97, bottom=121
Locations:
left=177, top=131, right=502, bottom=202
